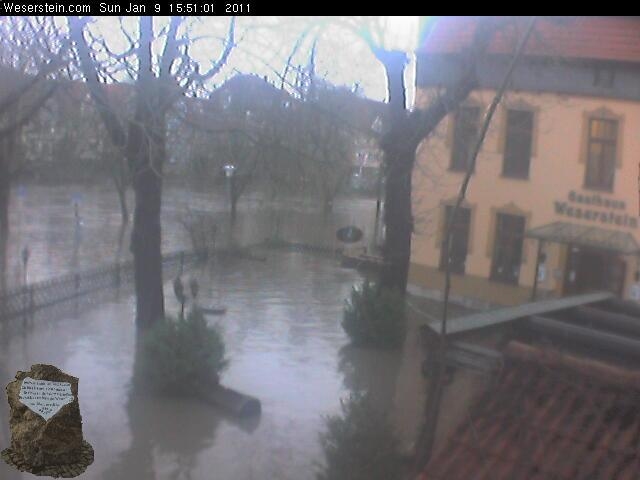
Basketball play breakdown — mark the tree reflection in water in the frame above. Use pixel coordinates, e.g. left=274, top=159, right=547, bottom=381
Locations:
left=316, top=345, right=406, bottom=480
left=316, top=391, right=405, bottom=480
left=102, top=339, right=222, bottom=480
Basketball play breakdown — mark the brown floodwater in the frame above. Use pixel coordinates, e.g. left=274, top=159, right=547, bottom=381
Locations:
left=1, top=186, right=411, bottom=480
left=0, top=250, right=406, bottom=479
left=3, top=185, right=380, bottom=290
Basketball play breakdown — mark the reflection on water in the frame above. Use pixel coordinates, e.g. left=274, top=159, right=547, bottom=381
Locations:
left=103, top=391, right=222, bottom=480
left=338, top=345, right=401, bottom=414
left=316, top=391, right=406, bottom=480
left=0, top=249, right=413, bottom=480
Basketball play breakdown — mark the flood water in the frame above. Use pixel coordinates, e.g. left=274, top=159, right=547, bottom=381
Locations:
left=0, top=249, right=408, bottom=479
left=1, top=185, right=411, bottom=480
left=3, top=185, right=380, bottom=290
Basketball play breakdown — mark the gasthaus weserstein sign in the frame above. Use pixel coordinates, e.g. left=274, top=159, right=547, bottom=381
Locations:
left=18, top=377, right=74, bottom=421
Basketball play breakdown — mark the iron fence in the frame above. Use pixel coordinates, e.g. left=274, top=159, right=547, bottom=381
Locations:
left=0, top=249, right=208, bottom=321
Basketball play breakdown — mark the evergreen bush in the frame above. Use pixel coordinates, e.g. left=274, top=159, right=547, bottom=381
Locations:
left=317, top=392, right=405, bottom=480
left=139, top=308, right=228, bottom=394
left=342, top=281, right=406, bottom=349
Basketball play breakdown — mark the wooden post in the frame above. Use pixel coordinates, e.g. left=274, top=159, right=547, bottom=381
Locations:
left=531, top=240, right=543, bottom=301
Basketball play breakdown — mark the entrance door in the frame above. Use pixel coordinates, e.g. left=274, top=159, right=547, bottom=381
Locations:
left=564, top=246, right=625, bottom=296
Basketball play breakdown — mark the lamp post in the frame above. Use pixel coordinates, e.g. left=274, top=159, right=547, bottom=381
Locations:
left=223, top=164, right=236, bottom=224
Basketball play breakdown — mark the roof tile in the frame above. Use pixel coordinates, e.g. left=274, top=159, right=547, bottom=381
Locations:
left=421, top=17, right=640, bottom=65
left=420, top=341, right=640, bottom=480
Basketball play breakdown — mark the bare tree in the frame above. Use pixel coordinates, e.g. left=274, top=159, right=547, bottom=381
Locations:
left=0, top=16, right=70, bottom=291
left=325, top=16, right=505, bottom=292
left=416, top=17, right=537, bottom=472
left=291, top=69, right=357, bottom=215
left=174, top=74, right=288, bottom=222
left=170, top=44, right=371, bottom=225
left=69, top=16, right=235, bottom=327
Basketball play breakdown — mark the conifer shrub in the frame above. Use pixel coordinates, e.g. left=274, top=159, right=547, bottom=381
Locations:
left=317, top=392, right=405, bottom=480
left=342, top=281, right=406, bottom=349
left=139, top=308, right=228, bottom=394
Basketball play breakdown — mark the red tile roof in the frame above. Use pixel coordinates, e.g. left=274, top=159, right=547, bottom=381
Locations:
left=418, top=340, right=640, bottom=480
left=421, top=17, right=640, bottom=65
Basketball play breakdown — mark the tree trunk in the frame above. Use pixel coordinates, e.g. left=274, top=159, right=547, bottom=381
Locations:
left=127, top=90, right=165, bottom=328
left=380, top=146, right=414, bottom=292
left=376, top=50, right=412, bottom=293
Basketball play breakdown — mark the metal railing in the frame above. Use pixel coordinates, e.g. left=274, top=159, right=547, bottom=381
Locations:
left=0, top=249, right=208, bottom=321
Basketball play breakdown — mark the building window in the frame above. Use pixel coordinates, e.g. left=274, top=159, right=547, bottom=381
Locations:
left=450, top=106, right=480, bottom=172
left=584, top=117, right=617, bottom=191
left=490, top=213, right=525, bottom=285
left=502, top=109, right=533, bottom=179
left=439, top=206, right=471, bottom=274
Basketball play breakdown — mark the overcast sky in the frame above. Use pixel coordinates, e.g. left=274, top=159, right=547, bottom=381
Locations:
left=90, top=16, right=419, bottom=104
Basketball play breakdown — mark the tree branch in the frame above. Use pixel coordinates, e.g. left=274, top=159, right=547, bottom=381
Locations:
left=68, top=16, right=127, bottom=148
left=403, top=17, right=505, bottom=152
left=160, top=16, right=182, bottom=78
left=441, top=16, right=537, bottom=337
left=137, top=16, right=154, bottom=83
left=0, top=82, right=58, bottom=139
left=414, top=16, right=538, bottom=474
left=0, top=42, right=69, bottom=115
left=191, top=17, right=236, bottom=83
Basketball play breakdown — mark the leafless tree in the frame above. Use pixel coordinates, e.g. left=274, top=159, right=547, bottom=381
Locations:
left=322, top=16, right=506, bottom=292
left=69, top=16, right=235, bottom=327
left=0, top=16, right=70, bottom=292
left=289, top=64, right=358, bottom=215
left=416, top=17, right=538, bottom=472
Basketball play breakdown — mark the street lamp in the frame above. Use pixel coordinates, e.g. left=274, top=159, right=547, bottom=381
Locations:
left=223, top=164, right=236, bottom=223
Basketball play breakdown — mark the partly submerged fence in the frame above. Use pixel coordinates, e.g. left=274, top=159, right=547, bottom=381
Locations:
left=0, top=249, right=208, bottom=321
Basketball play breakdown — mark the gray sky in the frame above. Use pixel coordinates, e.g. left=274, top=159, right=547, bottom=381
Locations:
left=90, top=16, right=419, bottom=103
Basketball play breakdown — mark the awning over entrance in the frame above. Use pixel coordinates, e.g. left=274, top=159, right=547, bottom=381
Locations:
left=526, top=221, right=640, bottom=255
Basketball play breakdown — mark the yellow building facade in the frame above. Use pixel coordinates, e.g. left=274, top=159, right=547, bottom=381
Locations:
left=410, top=23, right=640, bottom=307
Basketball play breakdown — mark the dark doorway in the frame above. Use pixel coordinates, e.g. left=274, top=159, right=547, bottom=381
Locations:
left=564, top=245, right=626, bottom=296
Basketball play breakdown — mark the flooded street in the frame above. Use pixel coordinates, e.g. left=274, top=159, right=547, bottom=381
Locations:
left=0, top=186, right=406, bottom=480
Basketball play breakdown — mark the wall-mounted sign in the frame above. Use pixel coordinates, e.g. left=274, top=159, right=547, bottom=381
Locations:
left=554, top=190, right=638, bottom=229
left=336, top=226, right=364, bottom=243
left=568, top=191, right=625, bottom=210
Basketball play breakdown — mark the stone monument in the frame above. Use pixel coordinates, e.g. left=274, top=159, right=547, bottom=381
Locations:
left=2, top=364, right=94, bottom=478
